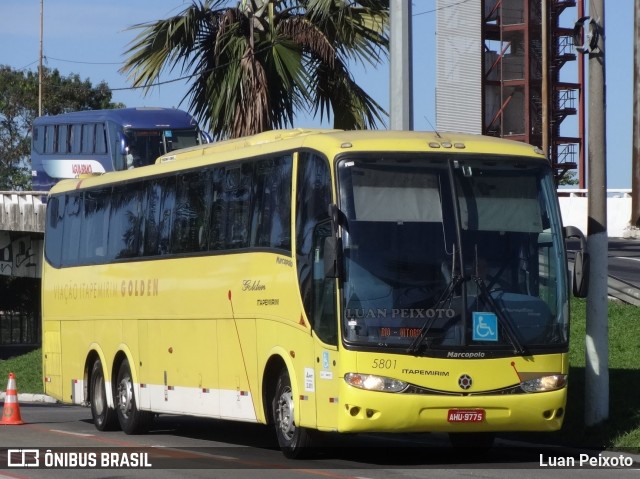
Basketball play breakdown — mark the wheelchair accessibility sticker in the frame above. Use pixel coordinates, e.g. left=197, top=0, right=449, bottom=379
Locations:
left=472, top=312, right=498, bottom=341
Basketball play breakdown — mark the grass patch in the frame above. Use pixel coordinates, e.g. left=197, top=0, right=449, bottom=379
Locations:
left=0, top=298, right=638, bottom=450
left=557, top=298, right=640, bottom=450
left=507, top=298, right=640, bottom=451
left=0, top=348, right=43, bottom=394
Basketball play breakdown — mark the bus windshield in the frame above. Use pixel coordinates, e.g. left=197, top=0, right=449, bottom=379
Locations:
left=337, top=155, right=568, bottom=355
left=122, top=127, right=201, bottom=168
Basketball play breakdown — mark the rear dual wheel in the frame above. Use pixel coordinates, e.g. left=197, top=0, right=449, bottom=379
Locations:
left=115, top=358, right=153, bottom=434
left=89, top=357, right=152, bottom=434
left=90, top=359, right=118, bottom=431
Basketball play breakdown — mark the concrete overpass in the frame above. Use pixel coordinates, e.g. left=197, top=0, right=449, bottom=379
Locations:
left=0, top=191, right=46, bottom=357
left=0, top=191, right=46, bottom=279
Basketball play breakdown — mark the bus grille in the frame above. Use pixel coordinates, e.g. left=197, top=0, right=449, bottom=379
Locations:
left=403, top=383, right=524, bottom=396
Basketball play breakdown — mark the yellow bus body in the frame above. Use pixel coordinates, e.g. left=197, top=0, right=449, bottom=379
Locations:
left=42, top=129, right=568, bottom=446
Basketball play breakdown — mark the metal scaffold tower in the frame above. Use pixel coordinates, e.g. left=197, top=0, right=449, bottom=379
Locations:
left=436, top=0, right=585, bottom=185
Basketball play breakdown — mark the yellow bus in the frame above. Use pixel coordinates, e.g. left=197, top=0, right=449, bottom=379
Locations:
left=42, top=129, right=587, bottom=457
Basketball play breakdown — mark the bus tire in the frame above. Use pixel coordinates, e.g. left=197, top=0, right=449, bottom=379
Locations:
left=272, top=369, right=314, bottom=458
left=115, top=358, right=152, bottom=434
left=90, top=359, right=119, bottom=431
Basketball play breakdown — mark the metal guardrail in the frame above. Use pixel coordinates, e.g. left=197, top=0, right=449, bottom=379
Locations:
left=608, top=275, right=640, bottom=307
left=557, top=188, right=632, bottom=197
left=568, top=259, right=640, bottom=307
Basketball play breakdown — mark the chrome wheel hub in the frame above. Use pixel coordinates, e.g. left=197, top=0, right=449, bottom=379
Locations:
left=276, top=386, right=295, bottom=440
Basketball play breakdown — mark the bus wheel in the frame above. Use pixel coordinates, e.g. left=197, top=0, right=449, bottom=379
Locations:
left=90, top=359, right=119, bottom=431
left=272, top=369, right=313, bottom=458
left=115, top=358, right=152, bottom=434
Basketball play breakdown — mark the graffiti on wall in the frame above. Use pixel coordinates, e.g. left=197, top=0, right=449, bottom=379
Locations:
left=0, top=232, right=42, bottom=278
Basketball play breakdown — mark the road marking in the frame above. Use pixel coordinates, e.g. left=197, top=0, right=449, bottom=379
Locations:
left=614, top=256, right=640, bottom=262
left=202, top=454, right=239, bottom=461
left=49, top=429, right=95, bottom=437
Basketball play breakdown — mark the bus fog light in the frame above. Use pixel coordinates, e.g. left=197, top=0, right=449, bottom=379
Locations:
left=344, top=373, right=407, bottom=392
left=520, top=374, right=567, bottom=393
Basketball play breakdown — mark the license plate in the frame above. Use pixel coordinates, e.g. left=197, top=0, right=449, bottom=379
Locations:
left=447, top=409, right=485, bottom=423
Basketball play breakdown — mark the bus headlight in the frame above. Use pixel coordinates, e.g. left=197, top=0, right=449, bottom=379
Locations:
left=344, top=373, right=408, bottom=393
left=520, top=374, right=567, bottom=393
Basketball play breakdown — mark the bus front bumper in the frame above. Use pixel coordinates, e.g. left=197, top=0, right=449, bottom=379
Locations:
left=336, top=385, right=567, bottom=434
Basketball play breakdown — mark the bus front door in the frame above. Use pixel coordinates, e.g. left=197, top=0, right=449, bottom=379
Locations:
left=311, top=223, right=340, bottom=430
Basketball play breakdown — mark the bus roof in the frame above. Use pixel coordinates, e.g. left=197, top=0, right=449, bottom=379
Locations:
left=156, top=128, right=547, bottom=164
left=49, top=129, right=548, bottom=195
left=33, top=107, right=199, bottom=129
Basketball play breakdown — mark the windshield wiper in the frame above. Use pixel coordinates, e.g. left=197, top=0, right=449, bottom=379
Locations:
left=407, top=272, right=463, bottom=355
left=409, top=159, right=468, bottom=356
left=472, top=276, right=528, bottom=356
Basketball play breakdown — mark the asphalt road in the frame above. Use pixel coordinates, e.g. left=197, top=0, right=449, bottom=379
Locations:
left=565, top=238, right=640, bottom=303
left=0, top=403, right=638, bottom=479
left=608, top=238, right=640, bottom=288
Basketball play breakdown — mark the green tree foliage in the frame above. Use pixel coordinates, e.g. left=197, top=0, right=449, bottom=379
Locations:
left=558, top=170, right=579, bottom=186
left=120, top=0, right=389, bottom=140
left=0, top=66, right=123, bottom=191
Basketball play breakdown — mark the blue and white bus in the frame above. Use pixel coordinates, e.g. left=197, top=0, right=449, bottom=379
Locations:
left=31, top=107, right=209, bottom=191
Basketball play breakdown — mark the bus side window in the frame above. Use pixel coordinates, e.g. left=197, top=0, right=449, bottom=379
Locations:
left=208, top=167, right=226, bottom=250
left=223, top=163, right=252, bottom=249
left=110, top=124, right=126, bottom=170
left=312, top=220, right=337, bottom=345
left=45, top=125, right=56, bottom=154
left=44, top=196, right=64, bottom=267
left=95, top=123, right=107, bottom=155
left=82, top=124, right=95, bottom=154
left=61, top=193, right=83, bottom=266
left=81, top=189, right=111, bottom=262
left=296, top=152, right=336, bottom=345
left=143, top=177, right=176, bottom=256
left=108, top=183, right=144, bottom=259
left=172, top=171, right=209, bottom=253
left=32, top=126, right=45, bottom=154
left=56, top=125, right=69, bottom=154
left=251, top=156, right=292, bottom=251
left=71, top=124, right=82, bottom=154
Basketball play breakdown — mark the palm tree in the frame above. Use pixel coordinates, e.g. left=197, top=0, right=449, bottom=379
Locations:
left=120, top=0, right=389, bottom=140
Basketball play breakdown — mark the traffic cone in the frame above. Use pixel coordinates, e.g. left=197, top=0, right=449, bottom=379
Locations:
left=1, top=372, right=24, bottom=425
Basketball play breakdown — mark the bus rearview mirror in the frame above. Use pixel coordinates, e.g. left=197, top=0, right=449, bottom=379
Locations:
left=564, top=225, right=589, bottom=298
left=324, top=236, right=342, bottom=279
left=572, top=250, right=589, bottom=298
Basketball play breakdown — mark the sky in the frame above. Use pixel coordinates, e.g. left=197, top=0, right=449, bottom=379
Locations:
left=1, top=0, right=634, bottom=188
